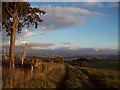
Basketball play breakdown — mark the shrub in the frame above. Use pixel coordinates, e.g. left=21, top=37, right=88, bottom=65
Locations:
left=49, top=57, right=64, bottom=63
left=79, top=61, right=88, bottom=67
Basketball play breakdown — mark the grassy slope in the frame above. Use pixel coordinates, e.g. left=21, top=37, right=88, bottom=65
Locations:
left=87, top=61, right=120, bottom=71
left=2, top=62, right=120, bottom=89
left=66, top=60, right=120, bottom=71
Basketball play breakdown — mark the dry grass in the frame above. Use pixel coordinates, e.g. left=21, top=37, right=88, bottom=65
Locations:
left=2, top=62, right=65, bottom=88
left=78, top=67, right=120, bottom=88
left=2, top=61, right=120, bottom=89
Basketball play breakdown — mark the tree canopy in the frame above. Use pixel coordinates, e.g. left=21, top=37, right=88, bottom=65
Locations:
left=2, top=2, right=46, bottom=36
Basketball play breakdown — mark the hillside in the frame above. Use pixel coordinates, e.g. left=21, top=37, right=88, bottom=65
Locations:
left=2, top=62, right=120, bottom=89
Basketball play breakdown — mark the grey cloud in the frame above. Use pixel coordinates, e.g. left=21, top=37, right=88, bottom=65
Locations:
left=107, top=2, right=118, bottom=8
left=2, top=4, right=109, bottom=41
left=29, top=42, right=54, bottom=48
left=81, top=2, right=118, bottom=8
left=54, top=47, right=118, bottom=55
left=2, top=30, right=9, bottom=45
left=15, top=41, right=55, bottom=48
left=60, top=42, right=71, bottom=45
left=39, top=32, right=49, bottom=37
left=2, top=39, right=55, bottom=55
left=3, top=42, right=118, bottom=55
left=16, top=29, right=35, bottom=38
left=2, top=29, right=35, bottom=45
left=82, top=2, right=104, bottom=8
left=36, top=5, right=107, bottom=31
left=0, top=31, right=2, bottom=54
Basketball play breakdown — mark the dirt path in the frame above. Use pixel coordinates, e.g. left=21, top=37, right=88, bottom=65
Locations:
left=56, top=65, right=69, bottom=89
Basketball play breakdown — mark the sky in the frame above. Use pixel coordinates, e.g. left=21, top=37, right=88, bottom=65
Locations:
left=2, top=2, right=119, bottom=55
left=2, top=0, right=119, bottom=2
left=24, top=0, right=119, bottom=2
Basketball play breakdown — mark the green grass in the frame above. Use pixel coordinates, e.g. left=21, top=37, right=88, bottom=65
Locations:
left=65, top=60, right=120, bottom=71
left=87, top=61, right=120, bottom=71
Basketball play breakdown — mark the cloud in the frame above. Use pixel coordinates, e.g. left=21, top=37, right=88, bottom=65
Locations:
left=36, top=5, right=107, bottom=31
left=2, top=29, right=35, bottom=45
left=93, top=48, right=117, bottom=52
left=82, top=2, right=104, bottom=8
left=61, top=42, right=71, bottom=45
left=17, top=29, right=35, bottom=38
left=60, top=42, right=81, bottom=50
left=0, top=31, right=2, bottom=43
left=94, top=11, right=108, bottom=17
left=30, top=42, right=55, bottom=49
left=57, top=45, right=80, bottom=51
left=4, top=40, right=117, bottom=55
left=15, top=40, right=29, bottom=46
left=94, top=48, right=103, bottom=51
left=2, top=40, right=55, bottom=54
left=83, top=0, right=97, bottom=2
left=39, top=32, right=49, bottom=37
left=68, top=45, right=80, bottom=51
left=82, top=0, right=118, bottom=2
left=2, top=30, right=9, bottom=45
left=110, top=0, right=119, bottom=2
left=54, top=47, right=118, bottom=55
left=14, top=40, right=118, bottom=55
left=82, top=2, right=118, bottom=8
left=108, top=2, right=118, bottom=8
left=16, top=41, right=55, bottom=49
left=1, top=3, right=110, bottom=42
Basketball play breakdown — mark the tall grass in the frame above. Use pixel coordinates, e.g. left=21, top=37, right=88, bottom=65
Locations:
left=79, top=67, right=120, bottom=88
left=2, top=62, right=65, bottom=88
left=2, top=61, right=120, bottom=89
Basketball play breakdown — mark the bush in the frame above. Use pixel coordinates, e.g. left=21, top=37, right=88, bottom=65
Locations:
left=79, top=61, right=88, bottom=67
left=15, top=55, right=21, bottom=61
left=49, top=57, right=64, bottom=63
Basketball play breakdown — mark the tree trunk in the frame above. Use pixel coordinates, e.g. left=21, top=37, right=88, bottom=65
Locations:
left=21, top=47, right=27, bottom=66
left=9, top=13, right=18, bottom=69
left=9, top=30, right=16, bottom=68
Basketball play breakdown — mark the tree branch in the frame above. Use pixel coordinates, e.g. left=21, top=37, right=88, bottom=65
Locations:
left=6, top=7, right=13, bottom=17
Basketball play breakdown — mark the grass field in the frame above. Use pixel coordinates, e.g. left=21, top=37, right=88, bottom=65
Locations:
left=65, top=60, right=120, bottom=71
left=2, top=62, right=120, bottom=89
left=87, top=61, right=120, bottom=71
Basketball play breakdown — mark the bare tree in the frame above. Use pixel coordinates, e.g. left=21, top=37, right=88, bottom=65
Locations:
left=21, top=42, right=31, bottom=66
left=2, top=44, right=8, bottom=61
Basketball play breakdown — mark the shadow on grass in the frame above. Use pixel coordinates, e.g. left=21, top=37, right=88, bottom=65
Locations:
left=56, top=65, right=69, bottom=89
